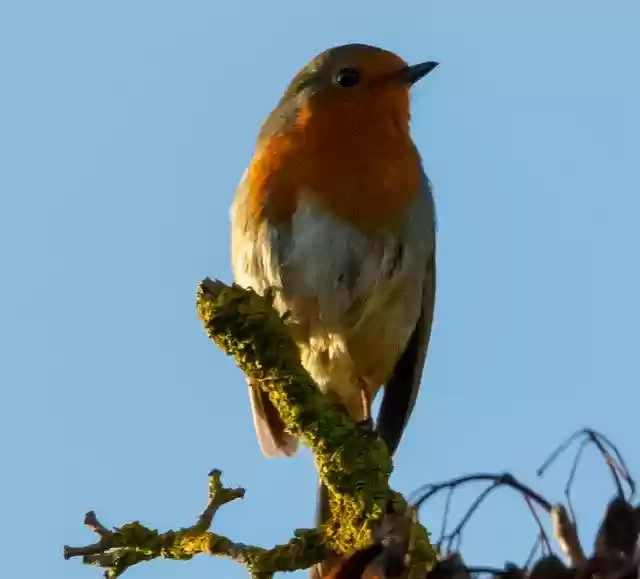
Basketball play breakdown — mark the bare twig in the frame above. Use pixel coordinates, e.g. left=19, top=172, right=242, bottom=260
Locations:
left=440, top=482, right=501, bottom=553
left=412, top=473, right=553, bottom=563
left=593, top=431, right=636, bottom=500
left=524, top=496, right=553, bottom=556
left=523, top=535, right=542, bottom=571
left=564, top=436, right=590, bottom=523
left=537, top=429, right=636, bottom=504
left=411, top=473, right=552, bottom=512
left=438, top=486, right=456, bottom=546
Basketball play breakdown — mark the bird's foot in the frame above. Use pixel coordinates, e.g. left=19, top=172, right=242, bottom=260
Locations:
left=356, top=379, right=375, bottom=437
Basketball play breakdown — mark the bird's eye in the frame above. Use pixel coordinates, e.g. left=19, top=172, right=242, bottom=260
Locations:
left=335, top=67, right=360, bottom=88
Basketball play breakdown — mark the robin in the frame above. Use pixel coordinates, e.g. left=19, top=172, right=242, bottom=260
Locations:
left=230, top=43, right=438, bottom=575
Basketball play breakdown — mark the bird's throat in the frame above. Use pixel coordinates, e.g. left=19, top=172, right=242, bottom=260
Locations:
left=247, top=102, right=423, bottom=233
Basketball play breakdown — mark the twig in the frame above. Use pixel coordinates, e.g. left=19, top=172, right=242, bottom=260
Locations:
left=412, top=473, right=553, bottom=560
left=524, top=496, right=553, bottom=556
left=440, top=482, right=501, bottom=553
left=564, top=436, right=590, bottom=523
left=438, top=486, right=456, bottom=545
left=594, top=431, right=636, bottom=500
left=523, top=535, right=542, bottom=571
left=537, top=428, right=636, bottom=504
left=195, top=469, right=246, bottom=530
left=64, top=470, right=326, bottom=578
left=411, top=473, right=552, bottom=512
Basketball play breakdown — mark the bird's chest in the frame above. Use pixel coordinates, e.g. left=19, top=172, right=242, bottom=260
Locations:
left=232, top=192, right=413, bottom=333
left=232, top=192, right=425, bottom=401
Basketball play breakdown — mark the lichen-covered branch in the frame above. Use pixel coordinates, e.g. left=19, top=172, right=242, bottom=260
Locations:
left=64, top=470, right=327, bottom=578
left=64, top=278, right=436, bottom=578
left=196, top=279, right=434, bottom=569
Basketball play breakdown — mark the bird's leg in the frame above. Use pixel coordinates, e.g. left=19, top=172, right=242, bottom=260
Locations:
left=356, top=378, right=374, bottom=433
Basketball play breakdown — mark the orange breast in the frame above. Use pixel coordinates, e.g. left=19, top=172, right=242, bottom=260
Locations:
left=246, top=89, right=423, bottom=234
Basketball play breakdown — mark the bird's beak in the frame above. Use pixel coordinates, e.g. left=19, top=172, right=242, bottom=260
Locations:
left=398, top=61, right=439, bottom=86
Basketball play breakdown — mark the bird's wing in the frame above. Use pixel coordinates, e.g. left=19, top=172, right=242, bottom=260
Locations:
left=375, top=245, right=436, bottom=457
left=231, top=172, right=299, bottom=459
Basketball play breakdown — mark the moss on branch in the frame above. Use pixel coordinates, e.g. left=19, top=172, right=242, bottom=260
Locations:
left=196, top=279, right=395, bottom=551
left=64, top=278, right=436, bottom=578
left=64, top=470, right=327, bottom=578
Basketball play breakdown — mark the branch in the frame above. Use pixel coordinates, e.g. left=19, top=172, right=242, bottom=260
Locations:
left=64, top=279, right=437, bottom=578
left=64, top=470, right=326, bottom=578
left=411, top=473, right=553, bottom=513
left=196, top=279, right=436, bottom=575
left=537, top=428, right=636, bottom=513
left=411, top=472, right=553, bottom=559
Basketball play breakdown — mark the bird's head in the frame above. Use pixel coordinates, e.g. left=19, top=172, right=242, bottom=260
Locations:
left=260, top=43, right=438, bottom=140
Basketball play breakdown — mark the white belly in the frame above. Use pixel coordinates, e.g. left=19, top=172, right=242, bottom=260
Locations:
left=231, top=190, right=430, bottom=417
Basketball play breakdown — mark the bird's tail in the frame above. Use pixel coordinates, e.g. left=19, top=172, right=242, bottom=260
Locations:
left=248, top=379, right=298, bottom=457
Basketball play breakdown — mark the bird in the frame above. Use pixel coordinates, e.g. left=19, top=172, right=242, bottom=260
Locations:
left=230, top=43, right=438, bottom=576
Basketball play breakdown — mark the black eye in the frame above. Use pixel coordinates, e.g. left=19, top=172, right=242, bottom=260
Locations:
left=335, top=67, right=360, bottom=88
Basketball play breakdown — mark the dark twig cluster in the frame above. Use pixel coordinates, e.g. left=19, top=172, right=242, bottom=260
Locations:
left=409, top=473, right=552, bottom=556
left=409, top=429, right=639, bottom=579
left=537, top=428, right=636, bottom=524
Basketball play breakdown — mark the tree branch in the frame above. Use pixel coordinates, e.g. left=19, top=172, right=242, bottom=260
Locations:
left=64, top=279, right=437, bottom=578
left=64, top=470, right=326, bottom=578
left=197, top=279, right=393, bottom=550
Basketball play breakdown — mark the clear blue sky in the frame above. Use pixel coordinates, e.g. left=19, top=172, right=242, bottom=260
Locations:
left=1, top=1, right=639, bottom=578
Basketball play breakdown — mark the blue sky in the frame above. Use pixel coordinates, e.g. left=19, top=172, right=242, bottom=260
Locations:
left=1, top=1, right=639, bottom=578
